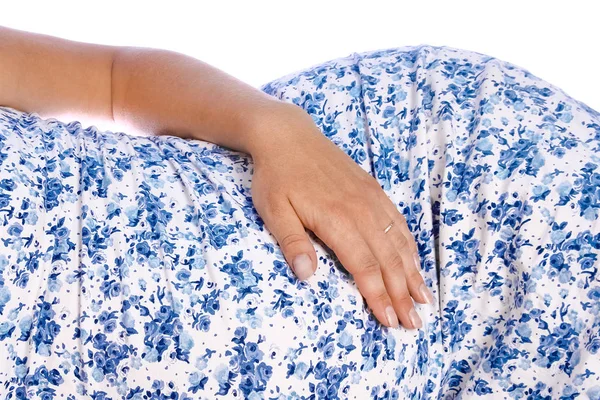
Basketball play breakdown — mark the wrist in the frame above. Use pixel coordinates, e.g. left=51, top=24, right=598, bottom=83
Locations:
left=243, top=100, right=319, bottom=159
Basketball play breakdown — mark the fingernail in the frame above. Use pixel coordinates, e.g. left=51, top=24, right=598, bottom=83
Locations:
left=419, top=283, right=435, bottom=304
left=385, top=306, right=399, bottom=329
left=292, top=254, right=314, bottom=280
left=408, top=308, right=422, bottom=329
left=413, top=252, right=421, bottom=272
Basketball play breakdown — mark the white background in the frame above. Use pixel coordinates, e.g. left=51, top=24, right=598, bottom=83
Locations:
left=1, top=0, right=598, bottom=133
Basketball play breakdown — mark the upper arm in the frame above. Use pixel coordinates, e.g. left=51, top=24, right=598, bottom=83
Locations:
left=0, top=25, right=118, bottom=124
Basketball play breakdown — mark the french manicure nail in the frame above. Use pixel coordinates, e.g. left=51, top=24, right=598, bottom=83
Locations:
left=292, top=254, right=314, bottom=280
left=419, top=283, right=435, bottom=304
left=385, top=306, right=399, bottom=329
left=408, top=308, right=422, bottom=329
left=413, top=252, right=421, bottom=272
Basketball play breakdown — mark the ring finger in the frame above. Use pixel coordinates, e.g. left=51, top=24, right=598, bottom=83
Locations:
left=358, top=207, right=422, bottom=329
left=377, top=194, right=434, bottom=306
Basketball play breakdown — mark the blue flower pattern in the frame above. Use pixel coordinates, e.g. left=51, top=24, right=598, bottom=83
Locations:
left=0, top=45, right=599, bottom=399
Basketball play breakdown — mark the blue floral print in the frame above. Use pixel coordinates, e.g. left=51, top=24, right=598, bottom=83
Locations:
left=1, top=44, right=600, bottom=399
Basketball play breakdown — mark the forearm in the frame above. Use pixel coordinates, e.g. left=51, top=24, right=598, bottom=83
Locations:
left=111, top=46, right=294, bottom=156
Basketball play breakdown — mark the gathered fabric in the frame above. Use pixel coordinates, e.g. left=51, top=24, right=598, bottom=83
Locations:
left=0, top=44, right=599, bottom=399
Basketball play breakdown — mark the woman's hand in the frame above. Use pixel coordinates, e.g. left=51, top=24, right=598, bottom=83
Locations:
left=247, top=102, right=434, bottom=330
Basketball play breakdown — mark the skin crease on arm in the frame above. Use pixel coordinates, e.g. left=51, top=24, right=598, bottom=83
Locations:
left=0, top=25, right=435, bottom=331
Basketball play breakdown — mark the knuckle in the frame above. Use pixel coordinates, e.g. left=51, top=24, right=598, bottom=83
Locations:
left=395, top=233, right=409, bottom=249
left=405, top=268, right=424, bottom=283
left=358, top=255, right=381, bottom=275
left=263, top=196, right=286, bottom=217
left=407, top=239, right=418, bottom=254
left=412, top=242, right=419, bottom=254
left=383, top=252, right=405, bottom=272
left=365, top=188, right=383, bottom=205
left=392, top=289, right=412, bottom=305
left=371, top=289, right=390, bottom=304
left=323, top=211, right=353, bottom=238
left=328, top=200, right=352, bottom=220
left=347, top=195, right=369, bottom=213
left=279, top=232, right=307, bottom=249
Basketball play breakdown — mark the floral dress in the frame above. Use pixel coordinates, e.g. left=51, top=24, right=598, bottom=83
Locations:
left=0, top=45, right=599, bottom=400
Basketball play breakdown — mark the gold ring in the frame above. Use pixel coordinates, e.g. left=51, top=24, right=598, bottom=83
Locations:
left=383, top=220, right=394, bottom=234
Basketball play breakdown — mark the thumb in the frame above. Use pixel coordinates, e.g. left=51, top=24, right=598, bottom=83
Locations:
left=261, top=197, right=317, bottom=281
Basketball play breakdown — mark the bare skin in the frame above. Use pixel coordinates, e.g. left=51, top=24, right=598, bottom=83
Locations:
left=0, top=25, right=434, bottom=330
